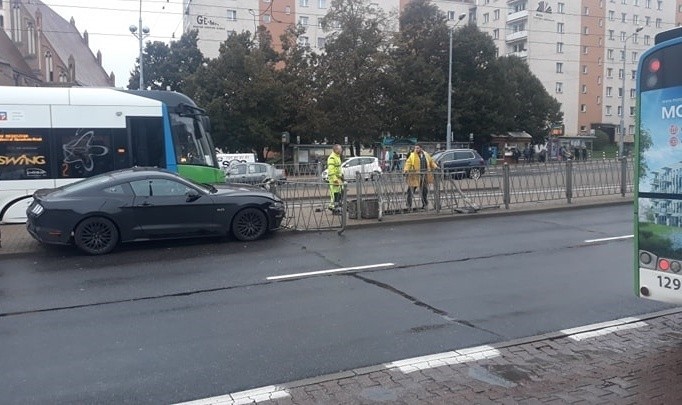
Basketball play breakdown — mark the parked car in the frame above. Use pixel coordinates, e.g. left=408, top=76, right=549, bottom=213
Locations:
left=432, top=149, right=486, bottom=179
left=321, top=156, right=382, bottom=182
left=26, top=168, right=285, bottom=255
left=225, top=162, right=286, bottom=185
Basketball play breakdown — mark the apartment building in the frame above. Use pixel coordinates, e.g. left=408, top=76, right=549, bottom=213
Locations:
left=185, top=0, right=682, bottom=139
left=476, top=0, right=682, bottom=140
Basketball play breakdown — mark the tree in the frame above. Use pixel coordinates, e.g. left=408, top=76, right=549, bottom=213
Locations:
left=497, top=56, right=563, bottom=142
left=384, top=0, right=449, bottom=139
left=183, top=29, right=284, bottom=161
left=128, top=31, right=205, bottom=91
left=314, top=0, right=392, bottom=152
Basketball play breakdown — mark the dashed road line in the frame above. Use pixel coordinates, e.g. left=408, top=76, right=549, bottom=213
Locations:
left=266, top=263, right=395, bottom=281
left=584, top=234, right=633, bottom=243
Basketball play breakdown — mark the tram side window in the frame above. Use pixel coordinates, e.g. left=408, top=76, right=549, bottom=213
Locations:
left=56, top=128, right=114, bottom=178
left=0, top=129, right=52, bottom=180
left=129, top=117, right=165, bottom=168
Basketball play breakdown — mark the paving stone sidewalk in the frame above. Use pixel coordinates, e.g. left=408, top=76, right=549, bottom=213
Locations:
left=181, top=310, right=682, bottom=405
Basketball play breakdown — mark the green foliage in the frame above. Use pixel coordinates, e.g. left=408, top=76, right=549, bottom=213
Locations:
left=129, top=31, right=205, bottom=91
left=592, top=130, right=611, bottom=150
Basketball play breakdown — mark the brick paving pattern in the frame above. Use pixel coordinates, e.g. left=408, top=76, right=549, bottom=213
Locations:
left=219, top=312, right=682, bottom=405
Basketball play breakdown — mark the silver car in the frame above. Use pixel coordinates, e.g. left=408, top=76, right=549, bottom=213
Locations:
left=226, top=162, right=286, bottom=184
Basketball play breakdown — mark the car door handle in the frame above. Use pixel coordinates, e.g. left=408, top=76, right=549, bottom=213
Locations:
left=137, top=201, right=153, bottom=207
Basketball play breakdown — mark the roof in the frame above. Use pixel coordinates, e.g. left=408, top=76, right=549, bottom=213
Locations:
left=23, top=1, right=112, bottom=86
left=0, top=29, right=38, bottom=82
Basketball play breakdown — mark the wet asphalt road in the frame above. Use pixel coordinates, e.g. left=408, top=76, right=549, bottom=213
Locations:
left=0, top=204, right=672, bottom=404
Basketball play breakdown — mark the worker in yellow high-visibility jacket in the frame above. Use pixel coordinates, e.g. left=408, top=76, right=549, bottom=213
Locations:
left=327, top=144, right=344, bottom=212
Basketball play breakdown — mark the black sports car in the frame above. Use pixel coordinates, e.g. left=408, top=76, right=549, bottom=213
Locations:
left=26, top=168, right=285, bottom=254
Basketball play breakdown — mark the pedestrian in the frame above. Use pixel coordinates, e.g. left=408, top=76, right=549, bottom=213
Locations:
left=393, top=151, right=400, bottom=172
left=403, top=144, right=437, bottom=210
left=327, top=144, right=344, bottom=213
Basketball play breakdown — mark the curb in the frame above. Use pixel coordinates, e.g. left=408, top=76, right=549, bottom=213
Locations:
left=342, top=198, right=633, bottom=230
left=176, top=307, right=681, bottom=405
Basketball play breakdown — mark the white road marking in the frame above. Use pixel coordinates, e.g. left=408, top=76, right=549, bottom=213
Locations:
left=267, top=263, right=395, bottom=281
left=566, top=322, right=648, bottom=341
left=174, top=385, right=289, bottom=405
left=385, top=345, right=501, bottom=374
left=584, top=234, right=634, bottom=243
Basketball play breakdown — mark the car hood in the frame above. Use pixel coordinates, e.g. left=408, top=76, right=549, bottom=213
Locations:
left=213, top=184, right=281, bottom=201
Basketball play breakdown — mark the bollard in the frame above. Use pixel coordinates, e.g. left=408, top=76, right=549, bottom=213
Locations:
left=338, top=183, right=348, bottom=235
left=566, top=160, right=573, bottom=204
left=620, top=157, right=627, bottom=197
left=503, top=163, right=511, bottom=210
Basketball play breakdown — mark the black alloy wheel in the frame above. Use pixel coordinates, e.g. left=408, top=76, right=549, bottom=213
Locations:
left=469, top=167, right=482, bottom=180
left=74, top=217, right=119, bottom=255
left=232, top=208, right=268, bottom=241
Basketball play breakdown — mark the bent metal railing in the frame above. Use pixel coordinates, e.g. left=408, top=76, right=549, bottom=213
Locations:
left=261, top=158, right=633, bottom=231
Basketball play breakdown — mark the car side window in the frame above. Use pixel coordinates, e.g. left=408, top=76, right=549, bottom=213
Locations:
left=233, top=164, right=247, bottom=175
left=102, top=184, right=127, bottom=195
left=248, top=164, right=258, bottom=174
left=345, top=159, right=359, bottom=167
left=129, top=179, right=192, bottom=197
left=467, top=152, right=475, bottom=159
left=443, top=152, right=455, bottom=161
left=454, top=152, right=467, bottom=160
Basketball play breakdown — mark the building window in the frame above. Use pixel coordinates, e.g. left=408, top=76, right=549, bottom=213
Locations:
left=621, top=31, right=626, bottom=42
left=583, top=46, right=589, bottom=54
left=582, top=65, right=588, bottom=74
left=483, top=13, right=489, bottom=23
left=299, top=16, right=308, bottom=25
left=644, top=35, right=651, bottom=45
left=558, top=2, right=565, bottom=13
left=606, top=106, right=612, bottom=115
left=646, top=0, right=651, bottom=8
left=630, top=88, right=637, bottom=98
left=597, top=96, right=602, bottom=105
left=582, top=85, right=588, bottom=94
left=658, top=1, right=663, bottom=10
left=319, top=0, right=327, bottom=8
left=285, top=6, right=291, bottom=14
left=556, top=82, right=563, bottom=93
left=656, top=18, right=662, bottom=28
left=629, top=125, right=635, bottom=135
left=607, top=68, right=613, bottom=78
left=619, top=69, right=625, bottom=79
left=622, top=13, right=627, bottom=23
left=300, top=0, right=309, bottom=7
left=494, top=9, right=500, bottom=20
left=557, top=22, right=564, bottom=33
left=620, top=50, right=625, bottom=61
left=584, top=6, right=590, bottom=15
left=606, top=87, right=613, bottom=97
left=607, top=49, right=614, bottom=60
left=227, top=10, right=236, bottom=21
left=263, top=14, right=271, bottom=23
left=448, top=11, right=455, bottom=20
left=617, top=106, right=623, bottom=116
left=493, top=29, right=499, bottom=39
left=27, top=23, right=35, bottom=55
left=583, top=26, right=589, bottom=35
left=556, top=42, right=564, bottom=53
left=317, top=37, right=326, bottom=48
left=619, top=87, right=624, bottom=98
left=556, top=62, right=563, bottom=73
left=633, top=15, right=639, bottom=25
left=608, top=30, right=614, bottom=40
left=608, top=10, right=615, bottom=21
left=581, top=104, right=587, bottom=113
left=630, top=106, right=636, bottom=116
left=45, top=51, right=53, bottom=82
left=58, top=71, right=68, bottom=83
left=645, top=16, right=651, bottom=26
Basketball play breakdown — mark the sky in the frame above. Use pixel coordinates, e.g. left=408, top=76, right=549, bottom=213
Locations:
left=43, top=0, right=184, bottom=88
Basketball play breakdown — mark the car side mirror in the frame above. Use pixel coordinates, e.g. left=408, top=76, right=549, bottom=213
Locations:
left=186, top=190, right=201, bottom=202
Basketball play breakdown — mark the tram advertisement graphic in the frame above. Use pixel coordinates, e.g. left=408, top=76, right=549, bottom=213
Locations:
left=638, top=85, right=682, bottom=266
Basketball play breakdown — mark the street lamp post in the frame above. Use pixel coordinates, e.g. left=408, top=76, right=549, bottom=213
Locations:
left=446, top=12, right=467, bottom=151
left=619, top=26, right=643, bottom=157
left=129, top=0, right=150, bottom=90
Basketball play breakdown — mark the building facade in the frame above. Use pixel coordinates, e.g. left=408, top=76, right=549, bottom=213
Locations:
left=0, top=0, right=113, bottom=87
left=184, top=0, right=682, bottom=140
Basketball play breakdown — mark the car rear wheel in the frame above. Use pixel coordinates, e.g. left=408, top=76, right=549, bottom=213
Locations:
left=74, top=217, right=119, bottom=255
left=469, top=167, right=482, bottom=180
left=232, top=208, right=268, bottom=241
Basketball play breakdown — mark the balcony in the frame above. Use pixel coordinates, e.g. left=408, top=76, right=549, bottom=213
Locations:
left=507, top=9, right=528, bottom=23
left=510, top=49, right=528, bottom=58
left=506, top=30, right=528, bottom=42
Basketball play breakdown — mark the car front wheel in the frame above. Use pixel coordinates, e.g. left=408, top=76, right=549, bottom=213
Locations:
left=469, top=167, right=482, bottom=180
left=74, top=217, right=119, bottom=255
left=232, top=208, right=268, bottom=241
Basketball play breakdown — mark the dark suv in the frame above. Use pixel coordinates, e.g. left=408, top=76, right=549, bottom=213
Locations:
left=432, top=149, right=486, bottom=179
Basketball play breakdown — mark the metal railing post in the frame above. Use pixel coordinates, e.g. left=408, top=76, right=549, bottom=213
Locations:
left=566, top=160, right=573, bottom=204
left=356, top=172, right=363, bottom=218
left=503, top=163, right=510, bottom=210
left=434, top=169, right=441, bottom=214
left=620, top=157, right=627, bottom=197
left=338, top=182, right=347, bottom=235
